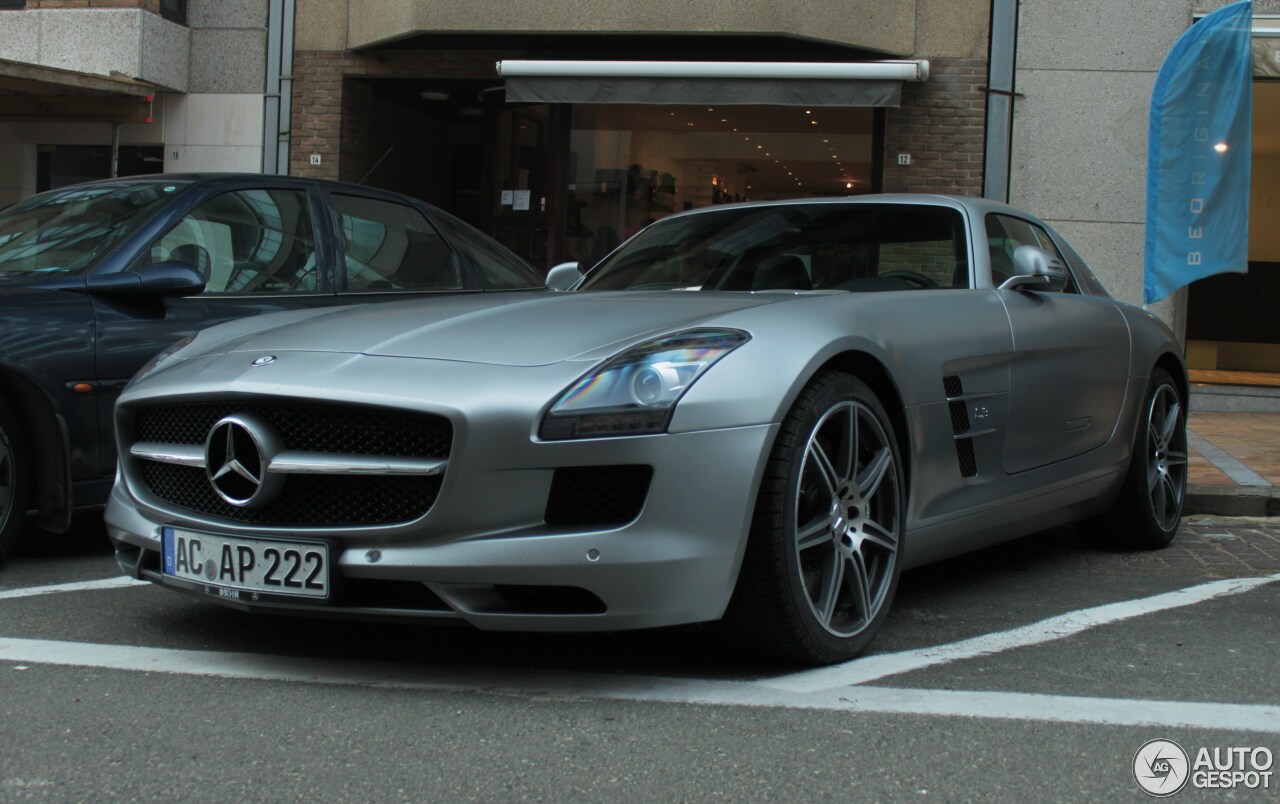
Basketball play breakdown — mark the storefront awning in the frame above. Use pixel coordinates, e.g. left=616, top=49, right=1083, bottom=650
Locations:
left=496, top=60, right=929, bottom=107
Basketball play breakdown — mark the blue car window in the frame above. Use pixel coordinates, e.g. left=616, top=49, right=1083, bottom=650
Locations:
left=139, top=189, right=318, bottom=294
left=332, top=194, right=462, bottom=292
left=0, top=181, right=188, bottom=275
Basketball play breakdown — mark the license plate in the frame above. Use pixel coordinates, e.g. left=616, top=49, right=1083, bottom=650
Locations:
left=162, top=527, right=330, bottom=600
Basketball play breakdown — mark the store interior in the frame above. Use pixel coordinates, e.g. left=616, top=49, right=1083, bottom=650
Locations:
left=1185, top=79, right=1280, bottom=387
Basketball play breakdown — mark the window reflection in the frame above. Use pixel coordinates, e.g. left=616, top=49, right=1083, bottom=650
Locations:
left=566, top=105, right=874, bottom=265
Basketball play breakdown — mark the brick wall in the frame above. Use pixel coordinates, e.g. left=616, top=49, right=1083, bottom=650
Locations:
left=291, top=49, right=505, bottom=180
left=881, top=57, right=987, bottom=197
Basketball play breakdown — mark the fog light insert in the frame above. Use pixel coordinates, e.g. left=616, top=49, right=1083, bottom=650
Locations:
left=545, top=465, right=653, bottom=528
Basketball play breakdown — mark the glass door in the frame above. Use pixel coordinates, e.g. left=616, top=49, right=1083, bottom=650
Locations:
left=490, top=105, right=552, bottom=271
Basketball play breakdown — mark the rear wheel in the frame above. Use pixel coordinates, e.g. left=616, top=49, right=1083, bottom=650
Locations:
left=726, top=371, right=905, bottom=664
left=0, top=397, right=30, bottom=562
left=1103, top=368, right=1187, bottom=549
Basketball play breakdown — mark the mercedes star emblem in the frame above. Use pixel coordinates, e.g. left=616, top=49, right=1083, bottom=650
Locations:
left=204, top=413, right=284, bottom=508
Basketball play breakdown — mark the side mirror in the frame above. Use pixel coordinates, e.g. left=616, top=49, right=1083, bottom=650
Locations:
left=86, top=261, right=207, bottom=298
left=545, top=261, right=583, bottom=291
left=998, top=245, right=1069, bottom=293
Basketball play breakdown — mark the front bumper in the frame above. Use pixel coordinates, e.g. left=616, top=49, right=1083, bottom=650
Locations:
left=106, top=422, right=776, bottom=632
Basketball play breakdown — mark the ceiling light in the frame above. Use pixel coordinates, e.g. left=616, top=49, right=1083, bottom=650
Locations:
left=460, top=106, right=484, bottom=117
left=419, top=90, right=450, bottom=101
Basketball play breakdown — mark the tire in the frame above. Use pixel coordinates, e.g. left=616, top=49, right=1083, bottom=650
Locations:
left=726, top=371, right=905, bottom=665
left=1102, top=368, right=1187, bottom=550
left=0, top=397, right=30, bottom=563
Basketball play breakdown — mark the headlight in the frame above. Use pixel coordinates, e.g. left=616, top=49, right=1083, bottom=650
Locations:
left=540, top=328, right=749, bottom=440
left=124, top=334, right=196, bottom=390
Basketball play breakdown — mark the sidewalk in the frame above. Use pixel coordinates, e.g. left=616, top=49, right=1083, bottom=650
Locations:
left=1186, top=409, right=1280, bottom=517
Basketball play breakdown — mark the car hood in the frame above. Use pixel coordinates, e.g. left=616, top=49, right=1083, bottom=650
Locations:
left=219, top=291, right=787, bottom=366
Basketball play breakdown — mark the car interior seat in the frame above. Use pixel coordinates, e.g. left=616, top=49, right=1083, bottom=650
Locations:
left=752, top=255, right=811, bottom=291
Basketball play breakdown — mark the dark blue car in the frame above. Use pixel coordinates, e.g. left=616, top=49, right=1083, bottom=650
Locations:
left=0, top=173, right=542, bottom=560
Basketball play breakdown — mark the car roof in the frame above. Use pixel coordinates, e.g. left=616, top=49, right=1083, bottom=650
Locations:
left=56, top=172, right=428, bottom=208
left=662, top=193, right=1046, bottom=228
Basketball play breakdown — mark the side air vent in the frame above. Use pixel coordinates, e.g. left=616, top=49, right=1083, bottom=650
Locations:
left=943, top=375, right=978, bottom=478
left=955, top=437, right=978, bottom=478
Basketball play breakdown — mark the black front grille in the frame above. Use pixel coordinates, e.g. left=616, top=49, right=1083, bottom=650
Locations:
left=135, top=401, right=452, bottom=458
left=141, top=462, right=442, bottom=527
left=130, top=399, right=452, bottom=527
left=545, top=466, right=653, bottom=528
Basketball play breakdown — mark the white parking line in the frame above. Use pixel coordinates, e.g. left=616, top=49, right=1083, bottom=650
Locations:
left=0, top=576, right=146, bottom=600
left=1, top=636, right=1277, bottom=733
left=766, top=572, right=1280, bottom=693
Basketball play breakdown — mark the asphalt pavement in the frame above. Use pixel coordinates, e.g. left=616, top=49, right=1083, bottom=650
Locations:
left=1, top=513, right=1277, bottom=801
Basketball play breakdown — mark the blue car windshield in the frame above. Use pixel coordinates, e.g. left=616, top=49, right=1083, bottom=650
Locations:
left=0, top=180, right=190, bottom=276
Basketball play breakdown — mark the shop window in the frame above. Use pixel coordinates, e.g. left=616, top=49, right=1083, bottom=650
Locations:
left=565, top=104, right=875, bottom=265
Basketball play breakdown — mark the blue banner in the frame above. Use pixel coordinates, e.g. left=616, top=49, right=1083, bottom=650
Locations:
left=1143, top=1, right=1252, bottom=304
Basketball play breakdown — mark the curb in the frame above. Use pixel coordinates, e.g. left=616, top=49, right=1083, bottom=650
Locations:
left=1185, top=484, right=1280, bottom=518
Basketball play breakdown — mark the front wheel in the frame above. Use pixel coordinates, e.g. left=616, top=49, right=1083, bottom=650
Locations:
left=0, top=397, right=30, bottom=563
left=1102, top=368, right=1187, bottom=550
left=726, top=371, right=905, bottom=664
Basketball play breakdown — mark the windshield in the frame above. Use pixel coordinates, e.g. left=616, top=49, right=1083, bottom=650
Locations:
left=578, top=203, right=970, bottom=293
left=0, top=180, right=189, bottom=276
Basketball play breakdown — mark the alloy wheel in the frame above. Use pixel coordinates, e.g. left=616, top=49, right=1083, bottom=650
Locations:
left=793, top=400, right=900, bottom=637
left=1147, top=383, right=1187, bottom=531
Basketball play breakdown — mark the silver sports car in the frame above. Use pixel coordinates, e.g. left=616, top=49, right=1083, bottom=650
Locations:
left=106, top=195, right=1187, bottom=664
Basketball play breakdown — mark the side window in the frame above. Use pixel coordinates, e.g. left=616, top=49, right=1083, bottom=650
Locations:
left=139, top=189, right=318, bottom=294
left=1029, top=222, right=1075, bottom=294
left=986, top=213, right=1078, bottom=293
left=1057, top=238, right=1111, bottom=298
left=331, top=194, right=461, bottom=291
left=430, top=211, right=541, bottom=290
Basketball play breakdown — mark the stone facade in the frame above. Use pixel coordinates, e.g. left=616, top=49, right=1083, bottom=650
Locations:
left=26, top=0, right=163, bottom=11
